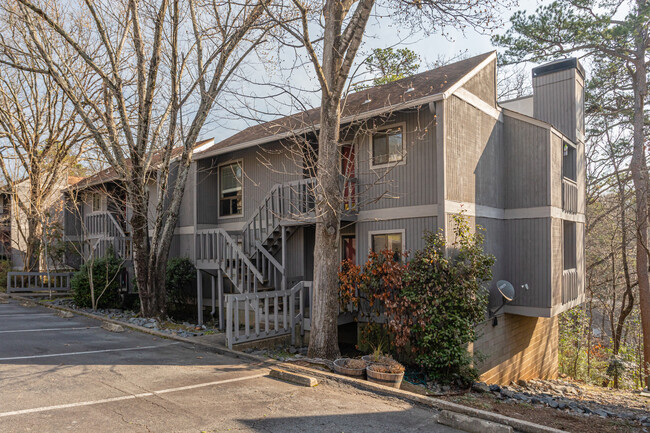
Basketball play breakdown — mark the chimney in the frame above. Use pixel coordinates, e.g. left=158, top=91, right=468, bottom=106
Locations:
left=532, top=58, right=585, bottom=143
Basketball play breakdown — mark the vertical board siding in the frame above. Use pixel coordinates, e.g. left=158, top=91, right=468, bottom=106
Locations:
left=445, top=95, right=503, bottom=208
left=503, top=115, right=550, bottom=209
left=356, top=216, right=437, bottom=264
left=533, top=69, right=580, bottom=142
left=196, top=141, right=304, bottom=228
left=550, top=132, right=563, bottom=209
left=505, top=218, right=551, bottom=309
left=355, top=109, right=437, bottom=210
left=461, top=59, right=497, bottom=106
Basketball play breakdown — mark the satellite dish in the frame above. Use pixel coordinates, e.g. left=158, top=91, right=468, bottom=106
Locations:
left=497, top=280, right=515, bottom=302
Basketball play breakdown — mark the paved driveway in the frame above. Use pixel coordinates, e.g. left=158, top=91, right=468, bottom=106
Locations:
left=0, top=299, right=459, bottom=432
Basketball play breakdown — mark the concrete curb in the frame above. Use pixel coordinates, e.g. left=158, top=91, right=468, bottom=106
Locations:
left=269, top=368, right=319, bottom=387
left=2, top=293, right=562, bottom=433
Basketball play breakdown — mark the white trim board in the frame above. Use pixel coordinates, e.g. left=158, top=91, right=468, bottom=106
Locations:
left=453, top=88, right=503, bottom=122
left=445, top=200, right=585, bottom=223
left=356, top=205, right=438, bottom=221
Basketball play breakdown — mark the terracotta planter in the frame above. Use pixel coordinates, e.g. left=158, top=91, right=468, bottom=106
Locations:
left=333, top=358, right=367, bottom=379
left=366, top=365, right=404, bottom=389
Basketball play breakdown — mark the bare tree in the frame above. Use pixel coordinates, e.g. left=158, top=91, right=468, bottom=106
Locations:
left=271, top=0, right=510, bottom=358
left=0, top=11, right=90, bottom=271
left=2, top=0, right=274, bottom=318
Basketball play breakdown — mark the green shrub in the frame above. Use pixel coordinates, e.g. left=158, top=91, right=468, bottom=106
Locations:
left=71, top=252, right=124, bottom=309
left=0, top=260, right=11, bottom=292
left=166, top=257, right=196, bottom=316
left=396, top=214, right=494, bottom=385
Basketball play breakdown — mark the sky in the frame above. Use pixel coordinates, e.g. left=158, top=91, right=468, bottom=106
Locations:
left=199, top=0, right=545, bottom=143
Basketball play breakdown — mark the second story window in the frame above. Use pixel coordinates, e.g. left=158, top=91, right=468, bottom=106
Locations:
left=92, top=193, right=101, bottom=212
left=219, top=161, right=243, bottom=217
left=372, top=125, right=404, bottom=167
left=563, top=142, right=577, bottom=182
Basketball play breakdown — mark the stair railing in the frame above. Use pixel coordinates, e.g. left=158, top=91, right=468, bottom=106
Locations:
left=196, top=228, right=264, bottom=293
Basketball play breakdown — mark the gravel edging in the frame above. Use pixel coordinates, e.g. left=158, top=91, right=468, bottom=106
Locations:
left=3, top=293, right=561, bottom=433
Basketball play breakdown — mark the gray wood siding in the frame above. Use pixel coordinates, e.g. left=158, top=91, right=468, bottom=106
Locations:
left=533, top=68, right=583, bottom=143
left=356, top=216, right=437, bottom=264
left=462, top=59, right=496, bottom=106
left=504, top=218, right=551, bottom=309
left=355, top=109, right=437, bottom=210
left=170, top=234, right=194, bottom=260
left=550, top=132, right=563, bottom=209
left=196, top=141, right=303, bottom=228
left=503, top=114, right=550, bottom=209
left=445, top=95, right=503, bottom=208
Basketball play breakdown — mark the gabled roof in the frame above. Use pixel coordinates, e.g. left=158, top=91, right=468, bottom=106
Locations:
left=195, top=51, right=496, bottom=159
left=72, top=138, right=214, bottom=190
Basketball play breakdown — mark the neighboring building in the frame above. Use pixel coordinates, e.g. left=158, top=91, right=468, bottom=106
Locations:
left=62, top=52, right=586, bottom=384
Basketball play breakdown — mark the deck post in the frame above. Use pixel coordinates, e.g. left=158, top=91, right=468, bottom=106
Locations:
left=218, top=269, right=224, bottom=330
left=211, top=274, right=216, bottom=317
left=281, top=227, right=287, bottom=291
left=197, top=269, right=203, bottom=326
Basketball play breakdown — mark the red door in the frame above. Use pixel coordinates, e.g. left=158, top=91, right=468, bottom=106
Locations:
left=341, top=144, right=356, bottom=209
left=342, top=235, right=356, bottom=264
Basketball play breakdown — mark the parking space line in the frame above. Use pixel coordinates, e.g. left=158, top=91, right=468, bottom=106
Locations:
left=0, top=373, right=267, bottom=418
left=0, top=313, right=55, bottom=317
left=0, top=342, right=181, bottom=361
left=0, top=326, right=101, bottom=334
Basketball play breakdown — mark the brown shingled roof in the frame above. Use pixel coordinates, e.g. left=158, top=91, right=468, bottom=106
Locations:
left=195, top=51, right=495, bottom=158
left=72, top=138, right=213, bottom=190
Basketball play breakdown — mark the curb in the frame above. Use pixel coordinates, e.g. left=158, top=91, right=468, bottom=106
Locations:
left=2, top=293, right=562, bottom=433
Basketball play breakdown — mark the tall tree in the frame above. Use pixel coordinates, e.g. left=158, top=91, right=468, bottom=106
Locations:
left=2, top=0, right=272, bottom=318
left=0, top=15, right=90, bottom=271
left=493, top=0, right=650, bottom=386
left=274, top=0, right=508, bottom=358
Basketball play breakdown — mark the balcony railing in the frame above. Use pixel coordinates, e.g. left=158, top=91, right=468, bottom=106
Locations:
left=562, top=268, right=579, bottom=304
left=562, top=178, right=578, bottom=214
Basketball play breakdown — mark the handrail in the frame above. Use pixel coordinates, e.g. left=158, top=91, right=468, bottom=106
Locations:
left=255, top=240, right=285, bottom=292
left=7, top=271, right=74, bottom=293
left=254, top=241, right=284, bottom=273
left=196, top=228, right=264, bottom=293
left=225, top=280, right=312, bottom=348
left=84, top=211, right=126, bottom=238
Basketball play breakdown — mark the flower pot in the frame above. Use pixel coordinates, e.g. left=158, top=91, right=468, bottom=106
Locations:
left=366, top=365, right=404, bottom=389
left=333, top=358, right=367, bottom=379
left=362, top=354, right=394, bottom=365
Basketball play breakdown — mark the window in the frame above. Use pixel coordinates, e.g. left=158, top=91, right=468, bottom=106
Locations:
left=563, top=221, right=576, bottom=270
left=371, top=231, right=403, bottom=261
left=219, top=161, right=243, bottom=217
left=92, top=193, right=101, bottom=212
left=372, top=126, right=404, bottom=166
left=563, top=142, right=577, bottom=182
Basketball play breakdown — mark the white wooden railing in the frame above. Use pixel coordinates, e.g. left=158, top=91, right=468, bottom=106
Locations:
left=196, top=228, right=264, bottom=293
left=225, top=281, right=311, bottom=348
left=241, top=178, right=315, bottom=255
left=562, top=178, right=578, bottom=214
left=7, top=271, right=74, bottom=293
left=84, top=211, right=125, bottom=238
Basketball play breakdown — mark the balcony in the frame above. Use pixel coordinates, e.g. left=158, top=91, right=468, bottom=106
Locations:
left=562, top=268, right=579, bottom=304
left=562, top=178, right=578, bottom=213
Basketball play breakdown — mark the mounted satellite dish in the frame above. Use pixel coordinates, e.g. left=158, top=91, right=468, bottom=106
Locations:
left=497, top=280, right=515, bottom=302
left=490, top=280, right=519, bottom=327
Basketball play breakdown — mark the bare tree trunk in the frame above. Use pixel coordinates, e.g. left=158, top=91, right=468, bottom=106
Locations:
left=630, top=53, right=650, bottom=387
left=309, top=98, right=343, bottom=359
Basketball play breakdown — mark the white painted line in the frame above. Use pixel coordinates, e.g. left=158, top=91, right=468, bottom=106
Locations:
left=0, top=342, right=180, bottom=361
left=0, top=373, right=267, bottom=417
left=0, top=326, right=101, bottom=334
left=0, top=313, right=54, bottom=317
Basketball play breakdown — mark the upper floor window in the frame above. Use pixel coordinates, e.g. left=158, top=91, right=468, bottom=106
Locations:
left=92, top=193, right=101, bottom=212
left=219, top=161, right=243, bottom=217
left=563, top=220, right=577, bottom=270
left=563, top=142, right=577, bottom=182
left=371, top=231, right=404, bottom=261
left=371, top=125, right=404, bottom=167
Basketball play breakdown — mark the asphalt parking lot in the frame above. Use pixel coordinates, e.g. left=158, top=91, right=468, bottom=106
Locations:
left=0, top=299, right=459, bottom=432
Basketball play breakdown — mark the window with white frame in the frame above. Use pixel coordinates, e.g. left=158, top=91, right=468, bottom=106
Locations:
left=219, top=161, right=243, bottom=217
left=92, top=193, right=101, bottom=212
left=371, top=126, right=404, bottom=166
left=371, top=231, right=404, bottom=261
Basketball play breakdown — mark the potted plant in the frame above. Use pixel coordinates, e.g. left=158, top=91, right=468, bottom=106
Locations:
left=333, top=358, right=367, bottom=379
left=361, top=341, right=394, bottom=365
left=366, top=360, right=405, bottom=389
